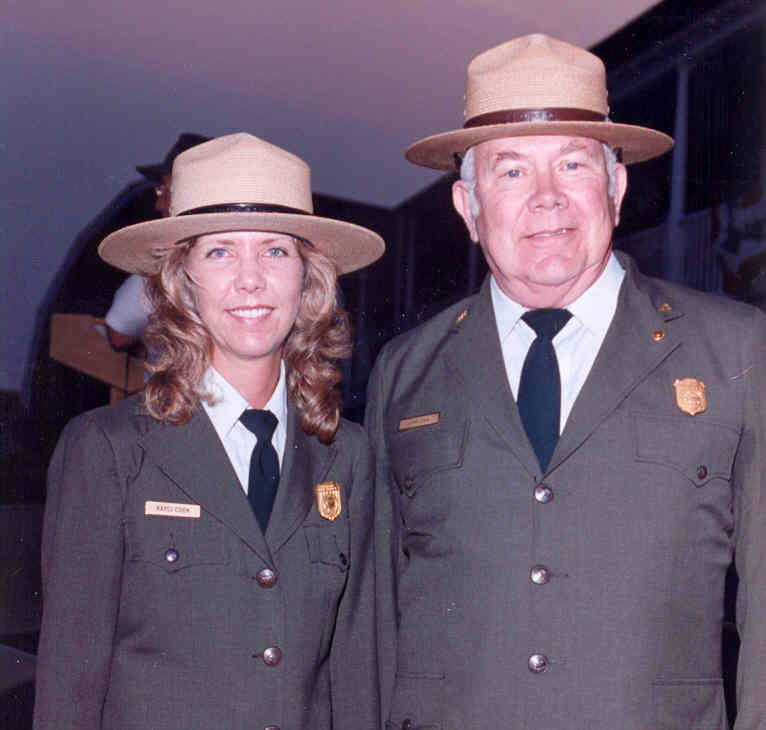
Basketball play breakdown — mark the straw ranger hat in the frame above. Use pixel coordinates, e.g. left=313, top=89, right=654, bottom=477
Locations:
left=99, top=133, right=385, bottom=275
left=405, top=33, right=674, bottom=170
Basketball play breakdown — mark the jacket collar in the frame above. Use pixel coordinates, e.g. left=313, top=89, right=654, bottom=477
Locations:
left=138, top=402, right=337, bottom=564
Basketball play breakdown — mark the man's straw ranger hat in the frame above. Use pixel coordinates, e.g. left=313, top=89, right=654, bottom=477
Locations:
left=99, top=133, right=385, bottom=275
left=405, top=34, right=674, bottom=170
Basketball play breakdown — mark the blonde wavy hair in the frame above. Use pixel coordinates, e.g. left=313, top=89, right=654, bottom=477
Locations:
left=141, top=236, right=351, bottom=444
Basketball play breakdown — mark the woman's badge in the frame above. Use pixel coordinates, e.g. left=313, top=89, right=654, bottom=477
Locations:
left=315, top=481, right=342, bottom=521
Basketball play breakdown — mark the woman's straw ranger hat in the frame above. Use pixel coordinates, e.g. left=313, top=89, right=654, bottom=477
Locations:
left=100, top=133, right=385, bottom=275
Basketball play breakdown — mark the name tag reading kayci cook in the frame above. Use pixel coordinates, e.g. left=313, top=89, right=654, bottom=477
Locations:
left=145, top=501, right=201, bottom=518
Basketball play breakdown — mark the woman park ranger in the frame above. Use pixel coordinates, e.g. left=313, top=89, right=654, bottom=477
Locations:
left=33, top=133, right=385, bottom=730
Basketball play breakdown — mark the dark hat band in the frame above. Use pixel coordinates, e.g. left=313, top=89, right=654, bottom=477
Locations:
left=464, top=107, right=606, bottom=128
left=178, top=203, right=309, bottom=217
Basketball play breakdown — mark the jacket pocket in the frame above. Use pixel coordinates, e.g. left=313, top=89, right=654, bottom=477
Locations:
left=633, top=412, right=739, bottom=487
left=387, top=671, right=445, bottom=730
left=389, top=418, right=469, bottom=496
left=652, top=677, right=726, bottom=730
left=124, top=513, right=229, bottom=573
left=303, top=523, right=350, bottom=573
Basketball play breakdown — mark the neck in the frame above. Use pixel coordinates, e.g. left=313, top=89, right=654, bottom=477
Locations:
left=495, top=259, right=609, bottom=309
left=211, top=352, right=281, bottom=409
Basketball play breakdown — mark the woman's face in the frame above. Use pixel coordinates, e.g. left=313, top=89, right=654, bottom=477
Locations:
left=184, top=230, right=304, bottom=377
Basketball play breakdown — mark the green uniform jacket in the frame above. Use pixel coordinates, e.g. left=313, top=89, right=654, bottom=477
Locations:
left=368, top=253, right=766, bottom=730
left=34, top=396, right=378, bottom=729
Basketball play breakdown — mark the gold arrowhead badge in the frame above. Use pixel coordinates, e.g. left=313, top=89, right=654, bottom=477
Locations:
left=673, top=378, right=707, bottom=416
left=315, top=481, right=342, bottom=521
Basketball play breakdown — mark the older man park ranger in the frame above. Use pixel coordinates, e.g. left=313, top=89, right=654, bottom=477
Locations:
left=367, top=34, right=766, bottom=729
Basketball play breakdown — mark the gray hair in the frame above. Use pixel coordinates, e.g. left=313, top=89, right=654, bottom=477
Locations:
left=459, top=141, right=619, bottom=220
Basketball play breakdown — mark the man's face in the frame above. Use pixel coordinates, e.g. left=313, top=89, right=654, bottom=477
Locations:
left=453, top=135, right=627, bottom=308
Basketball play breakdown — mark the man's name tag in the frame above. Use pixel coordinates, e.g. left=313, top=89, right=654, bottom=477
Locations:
left=145, top=501, right=201, bottom=519
left=398, top=412, right=440, bottom=431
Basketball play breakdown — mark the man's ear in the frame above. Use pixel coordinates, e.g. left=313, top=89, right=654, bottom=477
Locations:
left=611, top=163, right=628, bottom=227
left=452, top=180, right=479, bottom=242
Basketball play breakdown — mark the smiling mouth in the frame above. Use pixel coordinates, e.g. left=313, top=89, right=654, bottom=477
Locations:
left=228, top=306, right=273, bottom=319
left=528, top=228, right=574, bottom=239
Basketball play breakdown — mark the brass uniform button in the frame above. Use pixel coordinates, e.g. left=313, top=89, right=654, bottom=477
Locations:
left=164, top=548, right=179, bottom=563
left=530, top=565, right=550, bottom=585
left=262, top=646, right=283, bottom=666
left=652, top=330, right=665, bottom=342
left=528, top=653, right=549, bottom=674
left=255, top=568, right=277, bottom=588
left=697, top=465, right=708, bottom=481
left=533, top=484, right=554, bottom=503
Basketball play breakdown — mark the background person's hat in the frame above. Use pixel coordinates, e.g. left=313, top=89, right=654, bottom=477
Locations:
left=99, top=133, right=385, bottom=275
left=405, top=34, right=674, bottom=170
left=136, top=132, right=211, bottom=181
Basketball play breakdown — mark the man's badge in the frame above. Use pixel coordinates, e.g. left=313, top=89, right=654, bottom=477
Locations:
left=315, top=481, right=342, bottom=521
left=673, top=378, right=707, bottom=416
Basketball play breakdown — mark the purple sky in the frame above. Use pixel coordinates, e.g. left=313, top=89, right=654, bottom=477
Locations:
left=2, top=0, right=658, bottom=392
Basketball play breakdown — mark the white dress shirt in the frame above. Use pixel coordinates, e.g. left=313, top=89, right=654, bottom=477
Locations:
left=201, top=364, right=287, bottom=494
left=491, top=253, right=626, bottom=432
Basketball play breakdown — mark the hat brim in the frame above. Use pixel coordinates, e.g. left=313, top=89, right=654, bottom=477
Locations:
left=135, top=163, right=170, bottom=182
left=405, top=120, right=674, bottom=170
left=98, top=212, right=385, bottom=276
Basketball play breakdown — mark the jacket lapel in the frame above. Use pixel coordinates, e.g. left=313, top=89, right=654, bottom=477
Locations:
left=266, top=404, right=337, bottom=554
left=138, top=407, right=272, bottom=564
left=550, top=255, right=683, bottom=470
left=443, top=278, right=540, bottom=477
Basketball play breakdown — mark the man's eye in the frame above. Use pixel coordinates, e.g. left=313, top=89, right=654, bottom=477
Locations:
left=564, top=161, right=580, bottom=170
left=506, top=169, right=521, bottom=178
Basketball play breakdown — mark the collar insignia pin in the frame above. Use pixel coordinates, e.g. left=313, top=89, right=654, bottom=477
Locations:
left=673, top=378, right=707, bottom=416
left=316, top=481, right=342, bottom=521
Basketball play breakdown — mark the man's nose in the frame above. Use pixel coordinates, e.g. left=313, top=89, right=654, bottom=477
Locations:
left=528, top=171, right=567, bottom=211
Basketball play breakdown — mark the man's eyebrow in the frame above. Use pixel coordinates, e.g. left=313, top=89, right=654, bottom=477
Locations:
left=559, top=140, right=592, bottom=156
left=489, top=150, right=523, bottom=169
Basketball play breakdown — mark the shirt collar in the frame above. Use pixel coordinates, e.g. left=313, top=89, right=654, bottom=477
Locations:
left=566, top=253, right=625, bottom=338
left=490, top=252, right=625, bottom=339
left=202, top=362, right=287, bottom=444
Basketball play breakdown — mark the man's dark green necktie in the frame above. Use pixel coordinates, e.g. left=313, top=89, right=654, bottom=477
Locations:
left=517, top=308, right=572, bottom=471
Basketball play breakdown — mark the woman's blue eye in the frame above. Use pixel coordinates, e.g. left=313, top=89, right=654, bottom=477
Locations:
left=267, top=247, right=288, bottom=257
left=206, top=247, right=227, bottom=258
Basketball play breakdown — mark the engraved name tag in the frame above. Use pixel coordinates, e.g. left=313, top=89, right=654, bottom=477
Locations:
left=145, top=501, right=201, bottom=518
left=398, top=412, right=441, bottom=431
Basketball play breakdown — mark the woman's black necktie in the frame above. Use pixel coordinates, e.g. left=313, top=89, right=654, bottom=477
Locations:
left=240, top=409, right=280, bottom=532
left=517, top=308, right=572, bottom=471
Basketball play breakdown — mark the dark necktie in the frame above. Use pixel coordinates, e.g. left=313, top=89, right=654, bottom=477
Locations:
left=517, top=308, right=572, bottom=471
left=239, top=409, right=280, bottom=533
